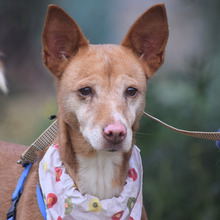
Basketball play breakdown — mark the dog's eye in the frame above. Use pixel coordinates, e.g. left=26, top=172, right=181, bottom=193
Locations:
left=79, top=87, right=92, bottom=96
left=125, top=87, right=138, bottom=97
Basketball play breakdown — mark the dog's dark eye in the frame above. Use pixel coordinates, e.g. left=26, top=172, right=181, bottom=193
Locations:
left=79, top=87, right=92, bottom=96
left=125, top=87, right=138, bottom=97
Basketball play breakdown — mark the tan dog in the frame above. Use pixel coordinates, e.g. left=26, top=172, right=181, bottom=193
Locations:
left=0, top=4, right=168, bottom=219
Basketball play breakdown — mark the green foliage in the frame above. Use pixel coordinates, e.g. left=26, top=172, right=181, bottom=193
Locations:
left=136, top=57, right=220, bottom=219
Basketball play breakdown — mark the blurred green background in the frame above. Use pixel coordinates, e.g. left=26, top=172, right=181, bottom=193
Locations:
left=0, top=0, right=220, bottom=219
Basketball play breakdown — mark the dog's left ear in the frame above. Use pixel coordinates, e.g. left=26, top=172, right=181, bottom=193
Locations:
left=121, top=4, right=169, bottom=78
left=42, top=5, right=88, bottom=77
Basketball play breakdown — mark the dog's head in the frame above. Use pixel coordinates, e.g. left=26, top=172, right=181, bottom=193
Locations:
left=42, top=4, right=168, bottom=153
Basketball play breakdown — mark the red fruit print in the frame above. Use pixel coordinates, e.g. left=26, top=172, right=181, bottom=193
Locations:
left=128, top=168, right=138, bottom=181
left=47, top=193, right=58, bottom=208
left=111, top=211, right=124, bottom=220
left=55, top=167, right=63, bottom=182
left=57, top=217, right=62, bottom=220
left=54, top=144, right=59, bottom=149
left=129, top=217, right=134, bottom=220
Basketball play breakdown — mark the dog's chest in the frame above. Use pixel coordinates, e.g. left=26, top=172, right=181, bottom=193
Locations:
left=77, top=152, right=123, bottom=200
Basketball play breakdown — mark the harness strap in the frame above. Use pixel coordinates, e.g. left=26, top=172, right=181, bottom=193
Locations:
left=7, top=163, right=33, bottom=220
left=37, top=183, right=47, bottom=220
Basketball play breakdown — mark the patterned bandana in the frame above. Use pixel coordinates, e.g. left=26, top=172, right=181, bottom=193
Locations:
left=39, top=144, right=143, bottom=220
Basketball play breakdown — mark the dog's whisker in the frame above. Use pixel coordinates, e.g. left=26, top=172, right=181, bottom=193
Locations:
left=135, top=131, right=155, bottom=137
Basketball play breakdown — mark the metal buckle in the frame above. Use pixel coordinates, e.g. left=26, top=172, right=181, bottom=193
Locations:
left=17, top=156, right=32, bottom=166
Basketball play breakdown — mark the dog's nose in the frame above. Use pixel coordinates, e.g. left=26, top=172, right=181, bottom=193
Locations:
left=103, top=123, right=127, bottom=145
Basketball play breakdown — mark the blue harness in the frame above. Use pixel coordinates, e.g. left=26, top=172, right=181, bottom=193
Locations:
left=7, top=163, right=47, bottom=220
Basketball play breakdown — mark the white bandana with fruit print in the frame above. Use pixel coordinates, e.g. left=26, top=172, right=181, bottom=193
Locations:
left=39, top=144, right=143, bottom=220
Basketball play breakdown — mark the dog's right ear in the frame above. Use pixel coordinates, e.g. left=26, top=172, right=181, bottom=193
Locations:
left=42, top=5, right=88, bottom=77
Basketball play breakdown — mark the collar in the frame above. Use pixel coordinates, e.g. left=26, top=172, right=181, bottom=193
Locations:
left=39, top=144, right=143, bottom=220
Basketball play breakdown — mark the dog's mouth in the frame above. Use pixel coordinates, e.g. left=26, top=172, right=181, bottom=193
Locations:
left=102, top=143, right=123, bottom=152
left=107, top=149, right=118, bottom=152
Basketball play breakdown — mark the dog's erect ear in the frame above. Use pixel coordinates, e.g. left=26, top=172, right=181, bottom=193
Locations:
left=121, top=4, right=168, bottom=78
left=42, top=5, right=88, bottom=77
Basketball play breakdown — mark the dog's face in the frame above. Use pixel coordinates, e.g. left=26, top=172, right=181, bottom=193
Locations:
left=42, top=4, right=168, bottom=153
left=59, top=45, right=147, bottom=152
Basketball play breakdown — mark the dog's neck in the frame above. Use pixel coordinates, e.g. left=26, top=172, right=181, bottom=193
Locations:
left=76, top=150, right=124, bottom=199
left=57, top=118, right=132, bottom=200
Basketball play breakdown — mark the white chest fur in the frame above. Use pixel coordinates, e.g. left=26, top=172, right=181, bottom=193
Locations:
left=77, top=151, right=123, bottom=200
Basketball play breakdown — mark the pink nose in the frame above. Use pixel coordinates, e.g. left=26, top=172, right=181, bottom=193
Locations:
left=103, top=123, right=127, bottom=145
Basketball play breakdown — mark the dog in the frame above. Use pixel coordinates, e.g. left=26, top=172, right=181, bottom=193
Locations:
left=0, top=4, right=168, bottom=220
left=0, top=53, right=8, bottom=94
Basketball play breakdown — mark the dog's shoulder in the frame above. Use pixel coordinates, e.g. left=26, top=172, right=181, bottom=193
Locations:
left=0, top=141, right=27, bottom=218
left=0, top=141, right=27, bottom=193
left=0, top=141, right=45, bottom=219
